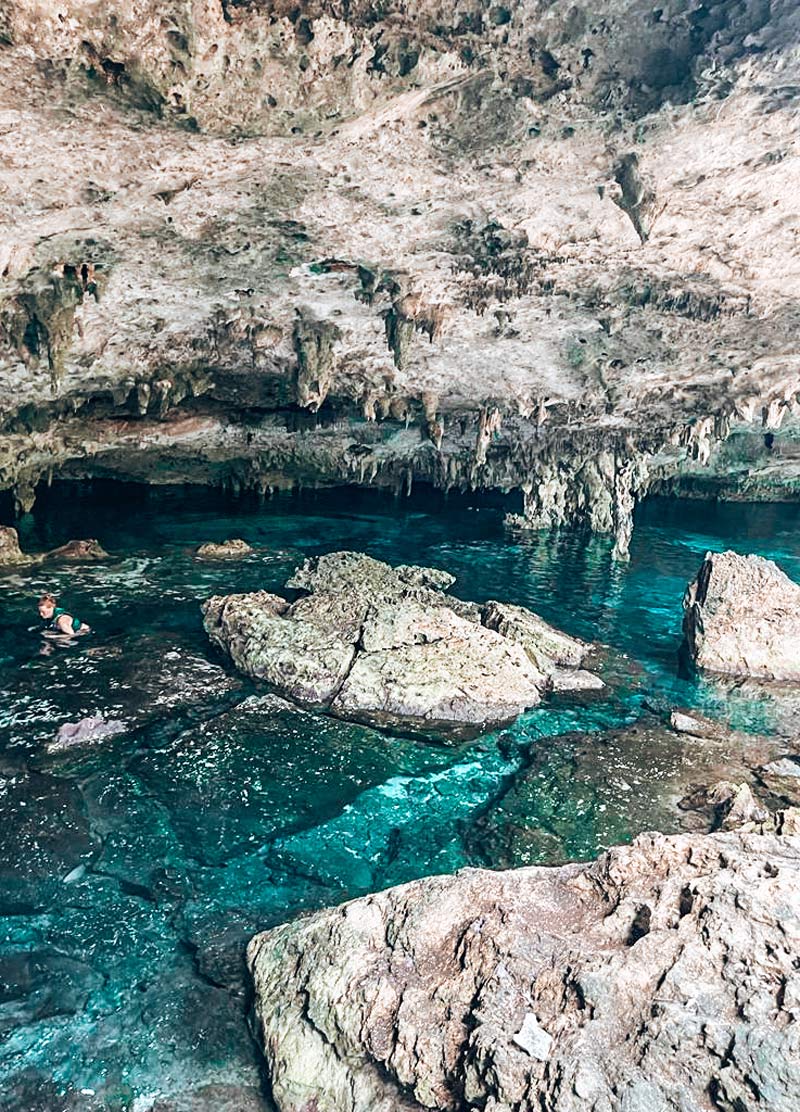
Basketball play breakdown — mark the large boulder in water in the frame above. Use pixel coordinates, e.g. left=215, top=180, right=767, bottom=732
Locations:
left=203, top=590, right=358, bottom=705
left=328, top=600, right=545, bottom=735
left=248, top=826, right=800, bottom=1112
left=202, top=552, right=597, bottom=736
left=683, top=551, right=800, bottom=681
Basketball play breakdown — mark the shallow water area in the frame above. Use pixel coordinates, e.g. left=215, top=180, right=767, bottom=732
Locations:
left=1, top=483, right=799, bottom=1109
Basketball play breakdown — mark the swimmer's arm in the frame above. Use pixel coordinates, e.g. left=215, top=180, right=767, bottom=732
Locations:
left=55, top=614, right=76, bottom=634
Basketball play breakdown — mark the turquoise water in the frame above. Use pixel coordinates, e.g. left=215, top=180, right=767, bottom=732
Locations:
left=1, top=484, right=799, bottom=1110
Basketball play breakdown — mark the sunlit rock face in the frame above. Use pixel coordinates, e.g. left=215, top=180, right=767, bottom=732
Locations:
left=202, top=550, right=600, bottom=735
left=248, top=825, right=800, bottom=1112
left=1, top=0, right=799, bottom=550
left=683, top=550, right=800, bottom=681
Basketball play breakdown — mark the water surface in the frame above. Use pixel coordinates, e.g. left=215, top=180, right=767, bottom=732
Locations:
left=1, top=484, right=798, bottom=1109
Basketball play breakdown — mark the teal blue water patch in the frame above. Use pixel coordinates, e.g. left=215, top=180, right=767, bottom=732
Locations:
left=0, top=484, right=798, bottom=1107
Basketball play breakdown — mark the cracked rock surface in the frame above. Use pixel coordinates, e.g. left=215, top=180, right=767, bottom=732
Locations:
left=1, top=0, right=799, bottom=551
left=683, top=550, right=800, bottom=681
left=202, top=550, right=598, bottom=734
left=248, top=825, right=800, bottom=1112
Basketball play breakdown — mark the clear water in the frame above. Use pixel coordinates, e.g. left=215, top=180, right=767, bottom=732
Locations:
left=1, top=483, right=799, bottom=1110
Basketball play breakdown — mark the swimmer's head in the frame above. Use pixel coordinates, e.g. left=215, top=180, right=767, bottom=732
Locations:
left=38, top=592, right=57, bottom=620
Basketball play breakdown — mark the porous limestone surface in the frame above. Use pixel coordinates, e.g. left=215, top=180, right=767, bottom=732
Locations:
left=683, top=550, right=800, bottom=681
left=0, top=1, right=799, bottom=551
left=202, top=550, right=598, bottom=734
left=248, top=826, right=800, bottom=1112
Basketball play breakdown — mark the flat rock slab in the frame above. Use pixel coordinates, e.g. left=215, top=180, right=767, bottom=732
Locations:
left=248, top=827, right=800, bottom=1112
left=203, top=551, right=599, bottom=736
left=683, top=550, right=800, bottom=681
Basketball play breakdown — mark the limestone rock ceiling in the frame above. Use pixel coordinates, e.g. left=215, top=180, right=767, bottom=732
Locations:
left=0, top=0, right=799, bottom=546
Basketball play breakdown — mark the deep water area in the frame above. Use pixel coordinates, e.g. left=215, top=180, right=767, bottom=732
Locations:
left=1, top=483, right=799, bottom=1110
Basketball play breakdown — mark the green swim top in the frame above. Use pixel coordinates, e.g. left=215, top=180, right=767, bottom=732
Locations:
left=45, top=607, right=82, bottom=633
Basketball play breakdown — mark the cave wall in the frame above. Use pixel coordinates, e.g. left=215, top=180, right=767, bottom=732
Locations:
left=1, top=0, right=799, bottom=551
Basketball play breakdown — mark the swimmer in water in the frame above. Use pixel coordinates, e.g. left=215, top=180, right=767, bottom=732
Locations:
left=37, top=592, right=91, bottom=639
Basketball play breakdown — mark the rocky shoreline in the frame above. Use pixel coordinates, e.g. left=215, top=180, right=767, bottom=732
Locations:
left=249, top=822, right=800, bottom=1112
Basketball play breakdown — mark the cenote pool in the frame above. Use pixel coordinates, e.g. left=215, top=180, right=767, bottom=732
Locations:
left=1, top=484, right=799, bottom=1110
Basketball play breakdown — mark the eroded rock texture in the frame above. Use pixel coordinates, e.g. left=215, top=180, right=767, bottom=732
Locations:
left=248, top=827, right=800, bottom=1112
left=1, top=2, right=799, bottom=551
left=202, top=550, right=597, bottom=734
left=683, top=550, right=800, bottom=681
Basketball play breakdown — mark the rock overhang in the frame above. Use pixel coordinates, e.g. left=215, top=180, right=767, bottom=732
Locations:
left=0, top=0, right=798, bottom=549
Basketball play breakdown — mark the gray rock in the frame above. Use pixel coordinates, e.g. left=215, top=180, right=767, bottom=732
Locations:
left=482, top=600, right=589, bottom=669
left=683, top=551, right=800, bottom=681
left=248, top=829, right=800, bottom=1112
left=204, top=592, right=355, bottom=705
left=49, top=716, right=127, bottom=751
left=331, top=613, right=544, bottom=734
left=202, top=552, right=602, bottom=735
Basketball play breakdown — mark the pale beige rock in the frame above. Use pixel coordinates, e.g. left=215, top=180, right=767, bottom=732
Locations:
left=331, top=619, right=544, bottom=732
left=0, top=526, right=41, bottom=567
left=248, top=828, right=800, bottom=1112
left=202, top=552, right=602, bottom=733
left=683, top=551, right=800, bottom=681
left=195, top=539, right=254, bottom=560
left=482, top=600, right=589, bottom=668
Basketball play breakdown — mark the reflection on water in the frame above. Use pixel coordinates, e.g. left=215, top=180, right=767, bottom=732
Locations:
left=0, top=483, right=799, bottom=1108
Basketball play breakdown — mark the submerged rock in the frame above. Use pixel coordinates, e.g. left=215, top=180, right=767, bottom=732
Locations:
left=683, top=551, right=800, bottom=681
left=195, top=539, right=255, bottom=560
left=49, top=715, right=127, bottom=751
left=44, top=538, right=109, bottom=561
left=203, top=552, right=600, bottom=735
left=248, top=827, right=800, bottom=1112
left=470, top=714, right=794, bottom=868
left=0, top=768, right=94, bottom=914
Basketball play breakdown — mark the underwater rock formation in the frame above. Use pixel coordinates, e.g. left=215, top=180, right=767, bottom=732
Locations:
left=248, top=825, right=800, bottom=1112
left=203, top=551, right=597, bottom=735
left=0, top=0, right=799, bottom=550
left=683, top=550, right=800, bottom=681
